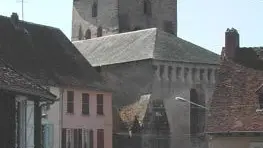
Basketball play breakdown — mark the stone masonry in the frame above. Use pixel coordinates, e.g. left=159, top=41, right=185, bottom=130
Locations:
left=98, top=59, right=217, bottom=148
left=72, top=0, right=177, bottom=40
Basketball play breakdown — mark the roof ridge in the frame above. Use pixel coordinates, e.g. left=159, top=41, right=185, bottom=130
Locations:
left=73, top=28, right=158, bottom=43
left=0, top=14, right=60, bottom=31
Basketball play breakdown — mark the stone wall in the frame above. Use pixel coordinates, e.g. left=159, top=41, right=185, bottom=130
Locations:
left=72, top=0, right=178, bottom=40
left=118, top=0, right=177, bottom=35
left=72, top=0, right=119, bottom=40
left=99, top=59, right=218, bottom=148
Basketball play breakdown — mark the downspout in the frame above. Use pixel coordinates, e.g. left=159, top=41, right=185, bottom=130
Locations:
left=59, top=88, right=64, bottom=148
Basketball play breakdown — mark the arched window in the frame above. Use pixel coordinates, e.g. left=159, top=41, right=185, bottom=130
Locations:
left=85, top=29, right=91, bottom=39
left=78, top=25, right=83, bottom=40
left=92, top=2, right=98, bottom=17
left=143, top=0, right=151, bottom=16
left=97, top=26, right=102, bottom=37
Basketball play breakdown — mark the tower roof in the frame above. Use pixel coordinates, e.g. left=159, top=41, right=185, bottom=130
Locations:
left=73, top=28, right=220, bottom=66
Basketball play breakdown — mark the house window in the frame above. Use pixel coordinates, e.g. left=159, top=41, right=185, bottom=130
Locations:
left=97, top=129, right=104, bottom=148
left=97, top=94, right=104, bottom=115
left=143, top=0, right=151, bottom=16
left=163, top=20, right=174, bottom=34
left=82, top=93, right=90, bottom=115
left=259, top=93, right=263, bottom=109
left=67, top=91, right=74, bottom=113
left=85, top=29, right=91, bottom=39
left=92, top=2, right=98, bottom=17
left=97, top=26, right=102, bottom=37
left=82, top=129, right=90, bottom=148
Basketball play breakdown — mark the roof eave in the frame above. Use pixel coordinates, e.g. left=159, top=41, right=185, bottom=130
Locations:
left=0, top=85, right=57, bottom=101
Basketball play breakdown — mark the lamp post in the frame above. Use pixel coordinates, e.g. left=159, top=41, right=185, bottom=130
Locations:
left=174, top=97, right=209, bottom=110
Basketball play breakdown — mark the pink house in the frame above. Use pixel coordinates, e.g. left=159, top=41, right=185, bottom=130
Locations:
left=61, top=88, right=112, bottom=148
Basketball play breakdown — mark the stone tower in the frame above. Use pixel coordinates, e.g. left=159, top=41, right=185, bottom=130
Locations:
left=71, top=0, right=177, bottom=41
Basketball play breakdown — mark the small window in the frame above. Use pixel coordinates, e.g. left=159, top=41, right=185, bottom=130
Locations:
left=97, top=94, right=104, bottom=115
left=82, top=93, right=90, bottom=115
left=184, top=68, right=189, bottom=80
left=67, top=91, right=74, bottom=113
left=168, top=66, right=173, bottom=80
left=176, top=67, right=181, bottom=79
left=200, top=69, right=205, bottom=80
left=143, top=0, right=151, bottom=16
left=159, top=65, right=164, bottom=79
left=192, top=68, right=196, bottom=81
left=92, top=3, right=98, bottom=17
left=163, top=21, right=174, bottom=34
left=97, top=26, right=102, bottom=37
left=207, top=69, right=212, bottom=81
left=259, top=93, right=263, bottom=109
left=78, top=25, right=83, bottom=40
left=85, top=29, right=91, bottom=39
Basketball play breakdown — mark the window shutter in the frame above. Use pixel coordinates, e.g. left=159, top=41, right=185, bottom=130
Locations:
left=97, top=129, right=104, bottom=148
left=62, top=128, right=66, bottom=148
left=90, top=130, right=93, bottom=148
left=78, top=129, right=82, bottom=148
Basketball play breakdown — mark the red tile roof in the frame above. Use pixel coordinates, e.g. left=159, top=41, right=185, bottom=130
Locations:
left=206, top=58, right=263, bottom=133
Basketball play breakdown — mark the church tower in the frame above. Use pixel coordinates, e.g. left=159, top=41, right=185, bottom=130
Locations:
left=71, top=0, right=177, bottom=41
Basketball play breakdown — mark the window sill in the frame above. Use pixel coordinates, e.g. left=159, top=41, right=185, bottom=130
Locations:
left=256, top=109, right=263, bottom=112
left=81, top=113, right=90, bottom=116
left=96, top=114, right=105, bottom=117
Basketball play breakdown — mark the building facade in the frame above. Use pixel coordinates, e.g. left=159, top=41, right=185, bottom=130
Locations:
left=206, top=28, right=263, bottom=148
left=74, top=28, right=219, bottom=148
left=0, top=57, right=56, bottom=148
left=0, top=13, right=113, bottom=148
left=72, top=0, right=177, bottom=40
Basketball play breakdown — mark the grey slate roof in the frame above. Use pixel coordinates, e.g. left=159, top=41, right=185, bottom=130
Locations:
left=0, top=58, right=56, bottom=101
left=73, top=28, right=220, bottom=66
left=0, top=14, right=110, bottom=91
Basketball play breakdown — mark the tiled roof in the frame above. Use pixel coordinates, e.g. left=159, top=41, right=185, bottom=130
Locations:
left=0, top=59, right=56, bottom=101
left=73, top=28, right=220, bottom=66
left=119, top=94, right=151, bottom=127
left=206, top=58, right=263, bottom=133
left=0, top=14, right=110, bottom=91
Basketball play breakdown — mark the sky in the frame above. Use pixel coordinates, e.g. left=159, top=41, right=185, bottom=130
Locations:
left=0, top=0, right=263, bottom=54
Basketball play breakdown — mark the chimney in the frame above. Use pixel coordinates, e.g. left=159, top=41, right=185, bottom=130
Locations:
left=224, top=28, right=239, bottom=59
left=10, top=13, right=19, bottom=27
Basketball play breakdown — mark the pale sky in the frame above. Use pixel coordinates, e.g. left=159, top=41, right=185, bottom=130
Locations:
left=0, top=0, right=263, bottom=54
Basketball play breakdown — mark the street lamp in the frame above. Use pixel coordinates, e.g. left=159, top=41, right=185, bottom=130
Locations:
left=174, top=97, right=209, bottom=110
